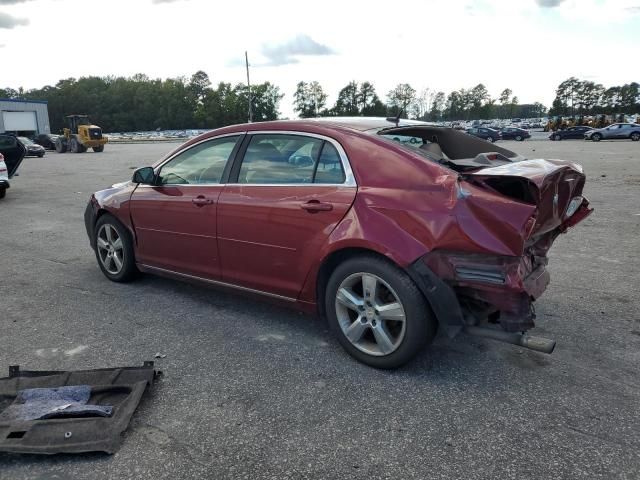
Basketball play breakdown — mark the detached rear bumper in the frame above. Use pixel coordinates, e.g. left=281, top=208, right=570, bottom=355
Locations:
left=84, top=198, right=99, bottom=250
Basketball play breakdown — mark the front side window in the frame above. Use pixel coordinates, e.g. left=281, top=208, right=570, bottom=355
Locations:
left=237, top=134, right=345, bottom=184
left=158, top=135, right=240, bottom=185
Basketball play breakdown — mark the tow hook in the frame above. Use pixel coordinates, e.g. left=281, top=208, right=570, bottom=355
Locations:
left=463, top=326, right=556, bottom=354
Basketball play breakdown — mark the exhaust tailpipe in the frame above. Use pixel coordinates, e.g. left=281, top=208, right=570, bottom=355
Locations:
left=463, top=326, right=556, bottom=354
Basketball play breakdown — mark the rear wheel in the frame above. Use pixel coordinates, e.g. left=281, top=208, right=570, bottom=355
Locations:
left=515, top=135, right=523, bottom=141
left=94, top=214, right=137, bottom=282
left=0, top=188, right=5, bottom=199
left=486, top=136, right=494, bottom=143
left=55, top=138, right=67, bottom=153
left=325, top=255, right=437, bottom=369
left=592, top=133, right=602, bottom=142
left=93, top=145, right=105, bottom=152
left=554, top=133, right=562, bottom=141
left=631, top=132, right=640, bottom=141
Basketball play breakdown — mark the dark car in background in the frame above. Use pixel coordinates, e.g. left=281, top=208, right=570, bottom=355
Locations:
left=549, top=126, right=592, bottom=141
left=84, top=117, right=592, bottom=368
left=466, top=127, right=502, bottom=142
left=500, top=127, right=530, bottom=141
left=34, top=133, right=59, bottom=150
left=17, top=136, right=46, bottom=157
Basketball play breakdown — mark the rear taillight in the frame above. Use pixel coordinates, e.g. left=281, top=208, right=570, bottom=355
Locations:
left=565, top=196, right=584, bottom=219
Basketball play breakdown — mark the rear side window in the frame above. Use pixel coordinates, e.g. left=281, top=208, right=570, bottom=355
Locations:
left=237, top=134, right=345, bottom=184
left=158, top=135, right=240, bottom=185
left=0, top=136, right=17, bottom=148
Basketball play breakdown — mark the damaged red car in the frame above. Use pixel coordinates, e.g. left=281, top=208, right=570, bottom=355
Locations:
left=84, top=118, right=592, bottom=368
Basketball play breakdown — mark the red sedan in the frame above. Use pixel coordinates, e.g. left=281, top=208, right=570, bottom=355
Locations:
left=84, top=118, right=592, bottom=368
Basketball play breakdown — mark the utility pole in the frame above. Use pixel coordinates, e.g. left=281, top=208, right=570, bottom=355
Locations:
left=245, top=51, right=253, bottom=123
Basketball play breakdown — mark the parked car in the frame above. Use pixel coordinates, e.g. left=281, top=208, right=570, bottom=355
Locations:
left=85, top=118, right=592, bottom=368
left=33, top=133, right=60, bottom=150
left=466, top=127, right=502, bottom=142
left=549, top=126, right=592, bottom=141
left=584, top=123, right=640, bottom=142
left=0, top=134, right=26, bottom=199
left=499, top=127, right=530, bottom=141
left=17, top=136, right=46, bottom=157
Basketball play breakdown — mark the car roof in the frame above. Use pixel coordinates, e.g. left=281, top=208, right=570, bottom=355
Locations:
left=298, top=116, right=432, bottom=132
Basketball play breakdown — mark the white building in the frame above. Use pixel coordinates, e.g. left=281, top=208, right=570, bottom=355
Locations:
left=0, top=98, right=51, bottom=136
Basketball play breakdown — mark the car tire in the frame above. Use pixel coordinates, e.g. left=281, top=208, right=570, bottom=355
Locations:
left=38, top=153, right=45, bottom=158
left=325, top=255, right=437, bottom=369
left=592, top=133, right=602, bottom=142
left=486, top=136, right=494, bottom=143
left=515, top=135, right=523, bottom=141
left=554, top=134, right=562, bottom=141
left=55, top=138, right=67, bottom=153
left=0, top=187, right=5, bottom=199
left=631, top=132, right=640, bottom=142
left=93, top=145, right=105, bottom=152
left=70, top=137, right=80, bottom=153
left=94, top=214, right=138, bottom=283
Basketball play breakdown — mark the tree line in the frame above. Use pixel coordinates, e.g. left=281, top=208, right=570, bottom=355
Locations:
left=2, top=73, right=638, bottom=133
left=549, top=77, right=640, bottom=116
left=0, top=71, right=282, bottom=133
left=292, top=81, right=547, bottom=121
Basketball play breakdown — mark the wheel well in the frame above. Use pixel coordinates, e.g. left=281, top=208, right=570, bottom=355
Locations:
left=315, top=247, right=396, bottom=317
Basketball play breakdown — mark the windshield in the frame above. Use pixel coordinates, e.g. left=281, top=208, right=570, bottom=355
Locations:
left=18, top=137, right=34, bottom=145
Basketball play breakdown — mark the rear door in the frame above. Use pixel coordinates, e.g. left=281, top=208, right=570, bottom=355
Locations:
left=0, top=134, right=26, bottom=178
left=217, top=132, right=357, bottom=298
left=129, top=134, right=242, bottom=279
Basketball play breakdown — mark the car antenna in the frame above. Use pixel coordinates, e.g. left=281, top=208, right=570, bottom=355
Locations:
left=386, top=110, right=403, bottom=127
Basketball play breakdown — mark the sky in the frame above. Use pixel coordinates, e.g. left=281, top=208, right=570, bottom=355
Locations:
left=1, top=0, right=639, bottom=118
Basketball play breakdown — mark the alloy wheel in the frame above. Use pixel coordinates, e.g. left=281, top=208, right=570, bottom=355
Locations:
left=97, top=224, right=125, bottom=275
left=335, top=272, right=406, bottom=356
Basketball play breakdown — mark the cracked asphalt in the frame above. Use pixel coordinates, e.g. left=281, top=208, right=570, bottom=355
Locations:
left=0, top=136, right=638, bottom=479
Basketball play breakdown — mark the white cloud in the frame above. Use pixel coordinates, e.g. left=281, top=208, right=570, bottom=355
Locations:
left=0, top=11, right=29, bottom=28
left=536, top=0, right=566, bottom=7
left=259, top=34, right=335, bottom=66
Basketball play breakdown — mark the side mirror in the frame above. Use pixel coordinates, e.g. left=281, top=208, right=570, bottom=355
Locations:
left=132, top=166, right=155, bottom=184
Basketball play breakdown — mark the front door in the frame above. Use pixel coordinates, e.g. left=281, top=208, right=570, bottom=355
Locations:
left=218, top=133, right=356, bottom=298
left=0, top=134, right=26, bottom=178
left=129, top=135, right=242, bottom=279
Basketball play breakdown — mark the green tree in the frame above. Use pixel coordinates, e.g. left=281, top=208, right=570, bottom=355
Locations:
left=293, top=81, right=327, bottom=118
left=387, top=83, right=416, bottom=117
left=333, top=81, right=360, bottom=116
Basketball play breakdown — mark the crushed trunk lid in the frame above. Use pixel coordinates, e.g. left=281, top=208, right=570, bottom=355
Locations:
left=0, top=362, right=157, bottom=454
left=464, top=159, right=593, bottom=237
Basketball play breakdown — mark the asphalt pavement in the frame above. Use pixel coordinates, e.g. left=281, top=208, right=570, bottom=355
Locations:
left=0, top=136, right=638, bottom=479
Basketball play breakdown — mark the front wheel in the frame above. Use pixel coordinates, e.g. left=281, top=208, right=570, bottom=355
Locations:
left=631, top=132, right=640, bottom=141
left=0, top=188, right=5, bottom=199
left=592, top=133, right=602, bottom=142
left=486, top=136, right=494, bottom=143
left=325, top=255, right=437, bottom=369
left=554, top=133, right=562, bottom=141
left=70, top=137, right=80, bottom=153
left=94, top=214, right=138, bottom=282
left=93, top=145, right=104, bottom=152
left=515, top=135, right=523, bottom=141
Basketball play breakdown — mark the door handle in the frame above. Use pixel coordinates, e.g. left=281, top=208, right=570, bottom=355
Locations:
left=192, top=196, right=214, bottom=207
left=301, top=200, right=333, bottom=212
